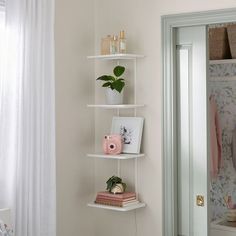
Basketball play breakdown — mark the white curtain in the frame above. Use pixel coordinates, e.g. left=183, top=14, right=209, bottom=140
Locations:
left=0, top=0, right=56, bottom=236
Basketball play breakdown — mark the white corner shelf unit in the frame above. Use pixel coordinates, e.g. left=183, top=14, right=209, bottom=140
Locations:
left=87, top=53, right=146, bottom=212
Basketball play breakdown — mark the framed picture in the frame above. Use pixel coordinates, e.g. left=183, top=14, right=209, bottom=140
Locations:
left=111, top=117, right=144, bottom=154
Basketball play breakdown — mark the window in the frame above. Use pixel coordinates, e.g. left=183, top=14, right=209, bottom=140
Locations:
left=0, top=4, right=5, bottom=105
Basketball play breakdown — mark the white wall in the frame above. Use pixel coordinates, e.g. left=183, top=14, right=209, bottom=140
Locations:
left=54, top=0, right=236, bottom=236
left=55, top=0, right=95, bottom=236
left=93, top=1, right=236, bottom=236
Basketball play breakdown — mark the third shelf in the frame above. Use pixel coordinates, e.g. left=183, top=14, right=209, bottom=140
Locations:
left=87, top=153, right=145, bottom=160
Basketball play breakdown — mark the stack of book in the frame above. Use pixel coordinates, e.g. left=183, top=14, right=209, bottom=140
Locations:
left=95, top=191, right=138, bottom=207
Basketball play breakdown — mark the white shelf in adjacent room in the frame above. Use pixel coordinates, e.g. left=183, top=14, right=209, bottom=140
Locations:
left=87, top=104, right=145, bottom=109
left=209, top=59, right=236, bottom=64
left=87, top=54, right=145, bottom=60
left=87, top=202, right=146, bottom=212
left=87, top=153, right=145, bottom=160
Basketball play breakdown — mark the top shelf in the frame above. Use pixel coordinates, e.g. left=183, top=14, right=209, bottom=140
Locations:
left=87, top=54, right=145, bottom=60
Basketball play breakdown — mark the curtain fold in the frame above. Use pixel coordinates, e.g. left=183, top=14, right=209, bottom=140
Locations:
left=0, top=1, right=56, bottom=236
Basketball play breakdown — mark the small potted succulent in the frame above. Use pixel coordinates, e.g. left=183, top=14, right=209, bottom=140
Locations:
left=96, top=65, right=125, bottom=105
left=106, top=175, right=127, bottom=194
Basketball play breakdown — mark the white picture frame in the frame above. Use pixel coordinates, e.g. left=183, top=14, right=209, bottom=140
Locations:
left=111, top=117, right=144, bottom=154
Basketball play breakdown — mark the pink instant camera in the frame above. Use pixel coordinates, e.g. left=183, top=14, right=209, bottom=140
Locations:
left=103, top=134, right=123, bottom=155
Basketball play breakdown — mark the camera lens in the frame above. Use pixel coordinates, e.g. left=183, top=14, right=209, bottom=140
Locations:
left=109, top=143, right=117, bottom=150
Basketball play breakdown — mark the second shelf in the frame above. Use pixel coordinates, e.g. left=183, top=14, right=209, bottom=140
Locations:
left=87, top=104, right=145, bottom=109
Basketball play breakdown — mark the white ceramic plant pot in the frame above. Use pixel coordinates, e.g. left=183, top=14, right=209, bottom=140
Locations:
left=106, top=88, right=124, bottom=105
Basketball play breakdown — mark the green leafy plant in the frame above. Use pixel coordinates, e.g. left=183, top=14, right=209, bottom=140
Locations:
left=106, top=175, right=127, bottom=193
left=96, top=65, right=125, bottom=93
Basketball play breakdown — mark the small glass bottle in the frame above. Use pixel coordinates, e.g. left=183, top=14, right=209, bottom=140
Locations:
left=110, top=35, right=118, bottom=54
left=101, top=35, right=111, bottom=55
left=119, top=30, right=126, bottom=53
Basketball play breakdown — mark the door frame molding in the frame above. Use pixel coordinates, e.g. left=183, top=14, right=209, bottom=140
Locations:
left=162, top=8, right=236, bottom=236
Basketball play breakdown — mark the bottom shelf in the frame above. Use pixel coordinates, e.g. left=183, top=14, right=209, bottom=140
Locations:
left=87, top=202, right=146, bottom=212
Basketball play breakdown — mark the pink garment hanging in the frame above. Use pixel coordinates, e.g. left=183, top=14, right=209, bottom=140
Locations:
left=209, top=95, right=222, bottom=179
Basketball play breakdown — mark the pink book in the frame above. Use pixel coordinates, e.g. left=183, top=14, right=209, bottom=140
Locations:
left=96, top=196, right=136, bottom=202
left=95, top=199, right=139, bottom=207
left=96, top=191, right=136, bottom=199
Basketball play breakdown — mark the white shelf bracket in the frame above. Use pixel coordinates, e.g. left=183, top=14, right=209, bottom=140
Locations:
left=135, top=158, right=138, bottom=201
left=117, top=159, right=121, bottom=177
left=117, top=108, right=120, bottom=116
left=134, top=58, right=137, bottom=116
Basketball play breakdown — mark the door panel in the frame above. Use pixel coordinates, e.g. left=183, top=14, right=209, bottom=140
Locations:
left=177, top=45, right=192, bottom=236
left=176, top=26, right=208, bottom=236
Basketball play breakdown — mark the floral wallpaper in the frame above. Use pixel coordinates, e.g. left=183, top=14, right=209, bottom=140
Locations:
left=0, top=220, right=13, bottom=236
left=209, top=63, right=236, bottom=77
left=209, top=63, right=236, bottom=221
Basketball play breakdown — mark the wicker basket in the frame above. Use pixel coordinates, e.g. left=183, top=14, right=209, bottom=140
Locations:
left=209, top=27, right=231, bottom=60
left=227, top=24, right=236, bottom=59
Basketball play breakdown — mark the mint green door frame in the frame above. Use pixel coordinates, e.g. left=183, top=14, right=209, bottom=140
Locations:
left=162, top=8, right=236, bottom=236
